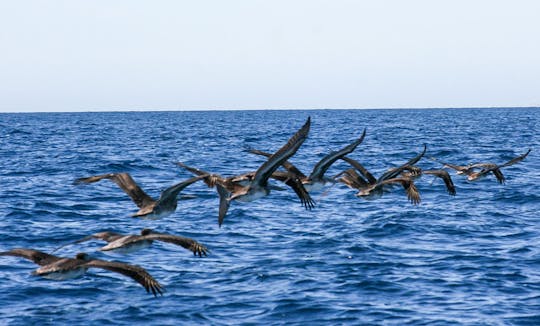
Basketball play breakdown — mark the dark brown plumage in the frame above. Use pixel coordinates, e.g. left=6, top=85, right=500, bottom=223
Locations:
left=0, top=249, right=163, bottom=296
left=336, top=145, right=427, bottom=205
left=438, top=149, right=531, bottom=184
left=178, top=117, right=312, bottom=226
left=247, top=128, right=366, bottom=191
left=74, top=173, right=206, bottom=217
left=52, top=229, right=208, bottom=257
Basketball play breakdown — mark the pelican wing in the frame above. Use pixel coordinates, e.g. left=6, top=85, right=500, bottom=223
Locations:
left=247, top=149, right=307, bottom=179
left=423, top=169, right=456, bottom=195
left=309, top=128, right=366, bottom=180
left=252, top=117, right=311, bottom=187
left=499, top=149, right=531, bottom=168
left=51, top=231, right=124, bottom=253
left=176, top=162, right=221, bottom=188
left=142, top=234, right=208, bottom=257
left=84, top=259, right=163, bottom=296
left=341, top=156, right=377, bottom=184
left=442, top=162, right=474, bottom=174
left=378, top=144, right=427, bottom=182
left=378, top=178, right=421, bottom=205
left=75, top=173, right=155, bottom=209
left=270, top=171, right=315, bottom=210
left=0, top=248, right=61, bottom=266
left=158, top=175, right=207, bottom=204
left=216, top=183, right=231, bottom=227
left=470, top=163, right=506, bottom=183
left=492, top=168, right=506, bottom=184
left=337, top=168, right=370, bottom=190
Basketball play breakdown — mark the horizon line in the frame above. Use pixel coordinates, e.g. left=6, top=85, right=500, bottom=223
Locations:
left=1, top=105, right=538, bottom=114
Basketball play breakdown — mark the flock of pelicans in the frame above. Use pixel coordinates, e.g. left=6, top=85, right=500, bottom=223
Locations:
left=1, top=117, right=531, bottom=297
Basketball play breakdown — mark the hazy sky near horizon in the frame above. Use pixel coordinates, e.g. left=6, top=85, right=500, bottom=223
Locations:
left=1, top=1, right=539, bottom=112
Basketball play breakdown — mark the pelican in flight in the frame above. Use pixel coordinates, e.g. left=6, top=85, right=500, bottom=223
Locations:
left=399, top=166, right=456, bottom=195
left=247, top=128, right=366, bottom=192
left=52, top=229, right=208, bottom=256
left=74, top=173, right=207, bottom=218
left=336, top=164, right=421, bottom=205
left=176, top=163, right=315, bottom=211
left=0, top=249, right=163, bottom=296
left=336, top=145, right=427, bottom=205
left=180, top=117, right=311, bottom=226
left=437, top=149, right=531, bottom=183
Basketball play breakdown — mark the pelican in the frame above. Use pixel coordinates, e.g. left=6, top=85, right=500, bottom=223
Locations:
left=336, top=166, right=421, bottom=205
left=335, top=145, right=427, bottom=205
left=0, top=249, right=163, bottom=296
left=400, top=166, right=456, bottom=195
left=74, top=173, right=207, bottom=218
left=180, top=117, right=311, bottom=226
left=52, top=229, right=208, bottom=256
left=247, top=128, right=366, bottom=192
left=176, top=162, right=315, bottom=211
left=437, top=149, right=531, bottom=183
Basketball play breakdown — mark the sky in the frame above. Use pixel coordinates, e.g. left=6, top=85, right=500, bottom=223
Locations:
left=1, top=1, right=540, bottom=112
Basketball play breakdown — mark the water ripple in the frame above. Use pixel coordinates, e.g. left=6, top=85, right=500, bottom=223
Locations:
left=0, top=109, right=539, bottom=324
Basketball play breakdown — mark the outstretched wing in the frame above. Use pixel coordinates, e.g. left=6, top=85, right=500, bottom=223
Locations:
left=341, top=156, right=377, bottom=184
left=309, top=128, right=366, bottom=180
left=176, top=162, right=221, bottom=188
left=491, top=168, right=506, bottom=184
left=423, top=169, right=456, bottom=195
left=270, top=171, right=315, bottom=210
left=216, top=183, right=231, bottom=227
left=51, top=231, right=123, bottom=253
left=378, top=178, right=421, bottom=205
left=499, top=149, right=531, bottom=168
left=0, top=248, right=61, bottom=266
left=158, top=175, right=207, bottom=204
left=252, top=117, right=311, bottom=187
left=142, top=234, right=208, bottom=257
left=378, top=144, right=427, bottom=182
left=337, top=168, right=370, bottom=189
left=75, top=173, right=155, bottom=209
left=84, top=259, right=164, bottom=297
left=247, top=149, right=307, bottom=179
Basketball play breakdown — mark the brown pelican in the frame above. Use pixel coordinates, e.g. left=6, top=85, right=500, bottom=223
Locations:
left=400, top=166, right=456, bottom=195
left=335, top=145, right=427, bottom=205
left=180, top=117, right=311, bottom=226
left=176, top=162, right=315, bottom=211
left=247, top=128, right=366, bottom=192
left=52, top=229, right=208, bottom=256
left=336, top=166, right=421, bottom=205
left=437, top=149, right=531, bottom=183
left=0, top=249, right=163, bottom=296
left=74, top=173, right=207, bottom=218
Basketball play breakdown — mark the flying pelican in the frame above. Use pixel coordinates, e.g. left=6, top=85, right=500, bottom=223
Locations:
left=176, top=162, right=315, bottom=211
left=437, top=149, right=531, bottom=183
left=52, top=229, right=208, bottom=256
left=0, top=249, right=163, bottom=296
left=247, top=128, right=366, bottom=191
left=335, top=145, right=427, bottom=204
left=74, top=173, right=207, bottom=218
left=336, top=166, right=421, bottom=205
left=399, top=166, right=456, bottom=195
left=181, top=117, right=311, bottom=226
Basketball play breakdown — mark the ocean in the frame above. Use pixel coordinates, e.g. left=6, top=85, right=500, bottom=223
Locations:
left=0, top=108, right=539, bottom=325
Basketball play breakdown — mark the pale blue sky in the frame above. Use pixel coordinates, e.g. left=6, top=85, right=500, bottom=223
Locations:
left=1, top=1, right=539, bottom=112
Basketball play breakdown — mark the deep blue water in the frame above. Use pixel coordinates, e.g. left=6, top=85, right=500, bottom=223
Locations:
left=0, top=108, right=539, bottom=325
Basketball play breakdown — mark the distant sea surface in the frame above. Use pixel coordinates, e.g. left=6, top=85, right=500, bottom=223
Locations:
left=1, top=108, right=539, bottom=325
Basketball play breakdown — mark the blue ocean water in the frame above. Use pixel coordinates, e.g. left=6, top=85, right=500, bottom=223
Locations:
left=0, top=108, right=539, bottom=325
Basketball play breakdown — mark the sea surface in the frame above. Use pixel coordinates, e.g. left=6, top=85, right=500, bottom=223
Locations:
left=0, top=108, right=539, bottom=325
